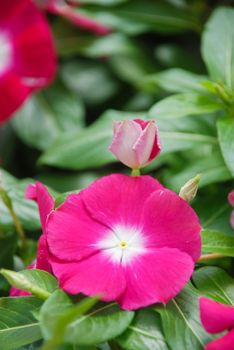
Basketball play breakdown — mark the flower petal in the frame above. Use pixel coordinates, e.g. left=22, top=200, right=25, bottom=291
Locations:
left=133, top=121, right=161, bottom=167
left=0, top=72, right=29, bottom=124
left=109, top=120, right=142, bottom=168
left=25, top=182, right=54, bottom=233
left=142, top=189, right=201, bottom=261
left=205, top=329, right=234, bottom=350
left=12, top=7, right=56, bottom=86
left=200, top=297, right=234, bottom=333
left=47, top=194, right=109, bottom=262
left=118, top=248, right=194, bottom=310
left=50, top=253, right=126, bottom=301
left=36, top=234, right=51, bottom=272
left=81, top=174, right=163, bottom=229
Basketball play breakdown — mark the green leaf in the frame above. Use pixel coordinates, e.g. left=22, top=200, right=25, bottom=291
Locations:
left=39, top=110, right=218, bottom=170
left=217, top=117, right=234, bottom=176
left=193, top=190, right=233, bottom=235
left=201, top=230, right=234, bottom=256
left=1, top=269, right=58, bottom=300
left=82, top=0, right=200, bottom=34
left=156, top=284, right=213, bottom=350
left=0, top=296, right=42, bottom=350
left=162, top=147, right=232, bottom=191
left=40, top=290, right=134, bottom=347
left=193, top=266, right=234, bottom=305
left=202, top=7, right=234, bottom=89
left=40, top=290, right=99, bottom=349
left=117, top=309, right=168, bottom=350
left=61, top=61, right=119, bottom=105
left=0, top=176, right=40, bottom=232
left=64, top=303, right=134, bottom=346
left=0, top=232, right=17, bottom=269
left=144, top=69, right=208, bottom=93
left=12, top=81, right=85, bottom=151
left=149, top=93, right=222, bottom=119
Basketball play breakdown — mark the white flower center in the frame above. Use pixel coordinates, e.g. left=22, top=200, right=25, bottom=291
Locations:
left=97, top=225, right=146, bottom=265
left=0, top=33, right=12, bottom=75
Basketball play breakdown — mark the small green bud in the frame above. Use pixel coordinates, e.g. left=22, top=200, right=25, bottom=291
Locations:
left=179, top=175, right=200, bottom=202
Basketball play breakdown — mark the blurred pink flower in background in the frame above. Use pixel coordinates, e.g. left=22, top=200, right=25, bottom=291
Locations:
left=200, top=297, right=234, bottom=350
left=10, top=182, right=54, bottom=296
left=109, top=119, right=161, bottom=170
left=46, top=174, right=201, bottom=310
left=0, top=0, right=56, bottom=125
left=41, top=0, right=111, bottom=35
left=228, top=190, right=234, bottom=229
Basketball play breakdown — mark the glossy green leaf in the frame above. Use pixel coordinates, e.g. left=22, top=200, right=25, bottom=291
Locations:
left=40, top=289, right=134, bottom=347
left=117, top=309, right=168, bottom=350
left=0, top=297, right=42, bottom=350
left=0, top=232, right=17, bottom=269
left=82, top=0, right=200, bottom=34
left=12, top=81, right=84, bottom=151
left=202, top=7, right=234, bottom=89
left=193, top=267, right=234, bottom=305
left=144, top=69, right=208, bottom=93
left=149, top=93, right=222, bottom=119
left=156, top=284, right=213, bottom=350
left=217, top=117, right=234, bottom=176
left=163, top=147, right=232, bottom=191
left=1, top=269, right=58, bottom=300
left=65, top=303, right=134, bottom=346
left=201, top=230, right=234, bottom=256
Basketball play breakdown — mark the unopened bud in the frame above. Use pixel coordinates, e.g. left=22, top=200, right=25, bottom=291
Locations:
left=179, top=175, right=200, bottom=202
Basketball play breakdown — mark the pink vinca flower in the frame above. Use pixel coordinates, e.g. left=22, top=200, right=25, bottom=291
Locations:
left=41, top=0, right=111, bottom=35
left=228, top=190, right=234, bottom=229
left=46, top=174, right=201, bottom=310
left=10, top=182, right=54, bottom=296
left=200, top=297, right=234, bottom=350
left=0, top=0, right=56, bottom=124
left=109, top=120, right=161, bottom=170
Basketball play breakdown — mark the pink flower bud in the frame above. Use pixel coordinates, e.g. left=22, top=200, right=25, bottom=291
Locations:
left=109, top=119, right=161, bottom=169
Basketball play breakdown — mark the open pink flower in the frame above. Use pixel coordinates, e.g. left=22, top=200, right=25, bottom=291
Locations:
left=46, top=174, right=201, bottom=310
left=228, top=190, right=234, bottom=229
left=41, top=0, right=111, bottom=35
left=0, top=0, right=56, bottom=124
left=200, top=297, right=234, bottom=350
left=109, top=120, right=161, bottom=170
left=10, top=182, right=54, bottom=296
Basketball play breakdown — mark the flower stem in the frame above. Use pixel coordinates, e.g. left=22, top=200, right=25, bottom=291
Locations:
left=0, top=189, right=27, bottom=250
left=198, top=253, right=226, bottom=262
left=131, top=168, right=141, bottom=176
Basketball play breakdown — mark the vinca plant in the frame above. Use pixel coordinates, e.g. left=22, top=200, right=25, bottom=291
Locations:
left=0, top=1, right=234, bottom=350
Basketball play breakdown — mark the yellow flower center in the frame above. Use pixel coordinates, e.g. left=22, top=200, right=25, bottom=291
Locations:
left=120, top=241, right=128, bottom=248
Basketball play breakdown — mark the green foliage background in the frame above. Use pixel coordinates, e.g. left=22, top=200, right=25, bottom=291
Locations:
left=0, top=0, right=234, bottom=349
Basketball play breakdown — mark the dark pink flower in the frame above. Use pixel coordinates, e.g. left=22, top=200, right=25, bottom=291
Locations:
left=109, top=120, right=161, bottom=170
left=0, top=0, right=56, bottom=124
left=10, top=182, right=54, bottom=296
left=228, top=190, right=234, bottom=229
left=46, top=174, right=201, bottom=310
left=200, top=297, right=234, bottom=350
left=41, top=0, right=111, bottom=35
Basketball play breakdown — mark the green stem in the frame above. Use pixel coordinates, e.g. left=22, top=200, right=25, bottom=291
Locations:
left=198, top=253, right=226, bottom=262
left=0, top=189, right=27, bottom=250
left=131, top=168, right=141, bottom=176
left=8, top=207, right=27, bottom=250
